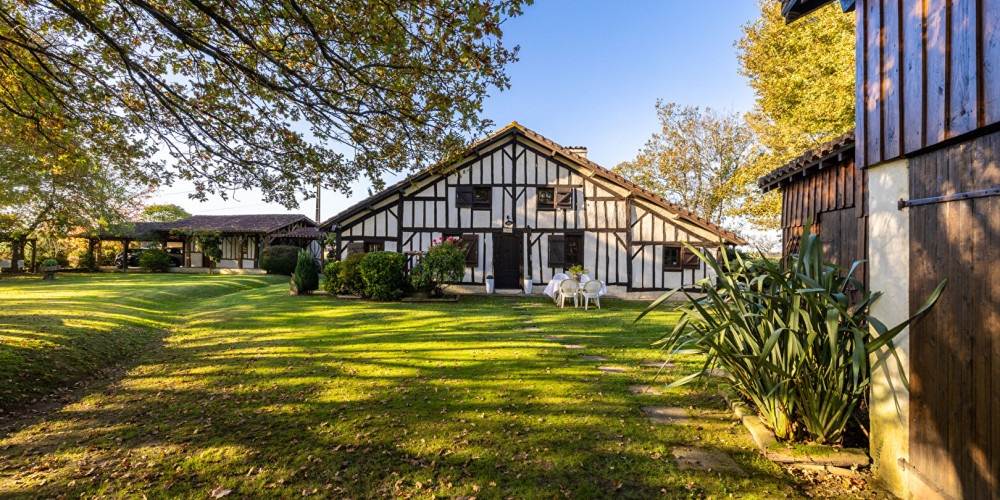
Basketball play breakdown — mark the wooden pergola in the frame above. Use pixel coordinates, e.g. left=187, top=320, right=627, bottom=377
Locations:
left=0, top=234, right=38, bottom=273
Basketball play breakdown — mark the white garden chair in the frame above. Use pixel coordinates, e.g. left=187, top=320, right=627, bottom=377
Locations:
left=558, top=279, right=580, bottom=308
left=582, top=279, right=603, bottom=310
left=549, top=273, right=569, bottom=302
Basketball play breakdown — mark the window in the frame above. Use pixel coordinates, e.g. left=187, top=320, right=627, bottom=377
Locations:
left=364, top=241, right=384, bottom=253
left=442, top=233, right=479, bottom=267
left=663, top=244, right=701, bottom=271
left=663, top=245, right=682, bottom=271
left=456, top=186, right=491, bottom=209
left=547, top=234, right=583, bottom=268
left=537, top=188, right=555, bottom=209
left=537, top=186, right=575, bottom=210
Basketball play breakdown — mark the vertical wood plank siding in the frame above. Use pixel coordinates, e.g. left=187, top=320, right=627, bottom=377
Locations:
left=908, top=129, right=1000, bottom=500
left=857, top=0, right=1000, bottom=167
left=777, top=149, right=869, bottom=290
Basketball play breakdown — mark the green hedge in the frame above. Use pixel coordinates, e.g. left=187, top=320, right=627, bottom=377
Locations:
left=359, top=251, right=407, bottom=300
left=139, top=249, right=172, bottom=272
left=259, top=245, right=300, bottom=275
left=292, top=249, right=319, bottom=293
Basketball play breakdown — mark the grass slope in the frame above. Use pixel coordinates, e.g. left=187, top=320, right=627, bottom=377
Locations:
left=0, top=273, right=287, bottom=411
left=0, top=276, right=868, bottom=498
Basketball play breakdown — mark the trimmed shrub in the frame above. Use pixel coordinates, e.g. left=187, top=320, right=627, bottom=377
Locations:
left=292, top=249, right=319, bottom=293
left=139, top=249, right=172, bottom=272
left=323, top=260, right=343, bottom=294
left=259, top=245, right=300, bottom=275
left=41, top=258, right=59, bottom=267
left=359, top=251, right=406, bottom=300
left=336, top=253, right=365, bottom=295
left=76, top=251, right=99, bottom=271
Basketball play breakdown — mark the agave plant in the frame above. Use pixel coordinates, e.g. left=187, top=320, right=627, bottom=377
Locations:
left=638, top=222, right=946, bottom=444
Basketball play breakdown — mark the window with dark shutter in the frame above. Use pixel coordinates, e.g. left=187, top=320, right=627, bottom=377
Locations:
left=663, top=245, right=682, bottom=271
left=554, top=186, right=574, bottom=209
left=460, top=234, right=479, bottom=267
left=455, top=186, right=475, bottom=207
left=364, top=241, right=384, bottom=253
left=680, top=247, right=701, bottom=269
left=547, top=235, right=565, bottom=267
left=537, top=187, right=555, bottom=209
left=346, top=241, right=365, bottom=255
left=564, top=234, right=583, bottom=266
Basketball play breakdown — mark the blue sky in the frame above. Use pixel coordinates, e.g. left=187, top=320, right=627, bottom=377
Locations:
left=149, top=1, right=762, bottom=220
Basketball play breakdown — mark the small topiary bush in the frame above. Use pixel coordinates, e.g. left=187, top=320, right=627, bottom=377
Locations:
left=323, top=260, right=343, bottom=294
left=139, top=249, right=172, bottom=272
left=259, top=245, right=300, bottom=275
left=41, top=258, right=59, bottom=267
left=359, top=251, right=406, bottom=300
left=292, top=249, right=319, bottom=294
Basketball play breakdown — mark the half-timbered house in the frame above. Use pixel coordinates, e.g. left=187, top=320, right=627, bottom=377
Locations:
left=321, top=122, right=744, bottom=298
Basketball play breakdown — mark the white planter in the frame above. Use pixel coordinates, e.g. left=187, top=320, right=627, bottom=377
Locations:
left=485, top=278, right=495, bottom=294
left=524, top=280, right=533, bottom=294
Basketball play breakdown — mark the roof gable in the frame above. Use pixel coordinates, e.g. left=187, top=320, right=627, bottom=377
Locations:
left=325, top=122, right=744, bottom=245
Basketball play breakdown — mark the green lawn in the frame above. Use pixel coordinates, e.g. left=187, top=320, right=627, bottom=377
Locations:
left=0, top=274, right=867, bottom=498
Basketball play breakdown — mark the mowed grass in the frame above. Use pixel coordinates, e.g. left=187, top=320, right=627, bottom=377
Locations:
left=0, top=275, right=820, bottom=498
left=0, top=273, right=288, bottom=411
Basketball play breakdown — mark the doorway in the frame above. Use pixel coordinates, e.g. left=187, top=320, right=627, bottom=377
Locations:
left=493, top=233, right=522, bottom=289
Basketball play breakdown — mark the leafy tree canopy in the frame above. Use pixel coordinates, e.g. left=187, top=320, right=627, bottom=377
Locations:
left=614, top=101, right=759, bottom=231
left=0, top=0, right=531, bottom=208
left=736, top=0, right=855, bottom=229
left=141, top=204, right=192, bottom=223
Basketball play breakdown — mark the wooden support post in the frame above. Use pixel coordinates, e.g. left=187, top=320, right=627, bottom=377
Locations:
left=96, top=240, right=103, bottom=268
left=122, top=239, right=130, bottom=272
left=184, top=236, right=191, bottom=268
left=29, top=239, right=37, bottom=273
left=238, top=235, right=245, bottom=270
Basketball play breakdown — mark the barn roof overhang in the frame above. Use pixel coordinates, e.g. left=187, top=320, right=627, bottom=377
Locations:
left=781, top=0, right=854, bottom=23
left=758, top=130, right=856, bottom=193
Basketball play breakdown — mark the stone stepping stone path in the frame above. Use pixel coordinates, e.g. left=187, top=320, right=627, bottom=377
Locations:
left=525, top=326, right=542, bottom=332
left=597, top=366, right=626, bottom=375
left=541, top=335, right=564, bottom=340
left=628, top=385, right=663, bottom=395
left=671, top=447, right=746, bottom=476
left=640, top=360, right=675, bottom=369
left=522, top=319, right=535, bottom=324
left=642, top=405, right=692, bottom=425
left=579, top=355, right=607, bottom=361
left=562, top=344, right=586, bottom=350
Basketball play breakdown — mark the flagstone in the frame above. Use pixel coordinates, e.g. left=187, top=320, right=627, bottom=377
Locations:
left=642, top=405, right=691, bottom=425
left=596, top=366, right=626, bottom=374
left=628, top=385, right=663, bottom=395
left=579, top=355, right=607, bottom=361
left=640, top=360, right=675, bottom=369
left=562, top=344, right=586, bottom=350
left=671, top=447, right=746, bottom=476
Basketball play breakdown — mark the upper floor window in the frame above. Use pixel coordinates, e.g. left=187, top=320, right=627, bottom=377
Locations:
left=537, top=186, right=575, bottom=210
left=456, top=186, right=491, bottom=209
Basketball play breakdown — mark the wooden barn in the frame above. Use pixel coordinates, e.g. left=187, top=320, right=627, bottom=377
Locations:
left=781, top=1, right=1000, bottom=498
left=758, top=131, right=867, bottom=289
left=321, top=122, right=744, bottom=297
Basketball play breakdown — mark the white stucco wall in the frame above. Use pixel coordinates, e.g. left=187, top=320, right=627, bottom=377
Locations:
left=867, top=157, right=912, bottom=497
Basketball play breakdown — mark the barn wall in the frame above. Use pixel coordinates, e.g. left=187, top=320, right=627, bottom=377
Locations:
left=855, top=0, right=1000, bottom=168
left=906, top=130, right=1000, bottom=500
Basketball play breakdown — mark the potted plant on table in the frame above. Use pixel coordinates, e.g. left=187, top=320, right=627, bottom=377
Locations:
left=523, top=275, right=533, bottom=294
left=566, top=265, right=588, bottom=282
left=40, top=258, right=60, bottom=280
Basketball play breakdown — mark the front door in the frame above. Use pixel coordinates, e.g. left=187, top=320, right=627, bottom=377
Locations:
left=493, top=234, right=522, bottom=289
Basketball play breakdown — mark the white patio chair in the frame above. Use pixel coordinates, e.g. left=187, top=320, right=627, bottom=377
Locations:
left=549, top=273, right=570, bottom=302
left=582, top=280, right=603, bottom=310
left=558, top=279, right=580, bottom=308
left=553, top=272, right=569, bottom=280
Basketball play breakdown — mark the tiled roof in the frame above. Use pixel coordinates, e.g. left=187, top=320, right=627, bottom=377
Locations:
left=325, top=122, right=745, bottom=245
left=758, top=130, right=855, bottom=192
left=165, top=214, right=315, bottom=234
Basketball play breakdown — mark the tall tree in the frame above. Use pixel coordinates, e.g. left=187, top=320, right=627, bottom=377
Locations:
left=141, top=205, right=192, bottom=223
left=613, top=101, right=758, bottom=231
left=736, top=0, right=855, bottom=229
left=0, top=0, right=530, bottom=207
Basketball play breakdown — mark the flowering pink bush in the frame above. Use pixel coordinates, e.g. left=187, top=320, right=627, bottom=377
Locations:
left=410, top=237, right=467, bottom=293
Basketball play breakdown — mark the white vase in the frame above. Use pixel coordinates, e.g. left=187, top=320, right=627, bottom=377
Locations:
left=524, top=280, right=533, bottom=294
left=485, top=278, right=495, bottom=294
